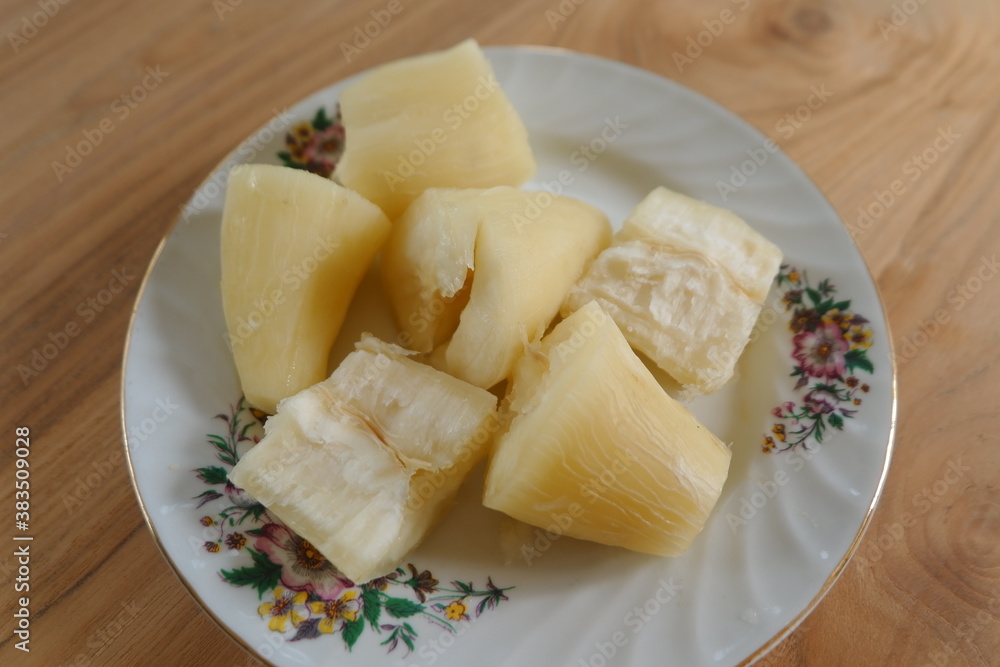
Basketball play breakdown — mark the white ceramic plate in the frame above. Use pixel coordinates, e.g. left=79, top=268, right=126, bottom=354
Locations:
left=122, top=46, right=895, bottom=667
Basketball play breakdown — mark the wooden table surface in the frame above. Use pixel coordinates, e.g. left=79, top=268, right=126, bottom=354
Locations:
left=3, top=0, right=999, bottom=665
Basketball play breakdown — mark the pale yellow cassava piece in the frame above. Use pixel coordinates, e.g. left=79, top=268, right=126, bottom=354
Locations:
left=563, top=186, right=783, bottom=395
left=228, top=336, right=499, bottom=583
left=220, top=164, right=390, bottom=414
left=222, top=164, right=389, bottom=413
left=483, top=301, right=732, bottom=556
left=336, top=39, right=536, bottom=218
left=381, top=186, right=611, bottom=389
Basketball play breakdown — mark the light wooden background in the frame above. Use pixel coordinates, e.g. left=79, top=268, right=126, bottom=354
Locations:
left=2, top=0, right=998, bottom=665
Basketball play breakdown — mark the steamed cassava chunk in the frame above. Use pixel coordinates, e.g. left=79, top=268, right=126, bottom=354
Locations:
left=381, top=186, right=611, bottom=389
left=483, top=302, right=732, bottom=556
left=228, top=336, right=498, bottom=583
left=563, top=186, right=783, bottom=395
left=220, top=164, right=390, bottom=413
left=336, top=39, right=535, bottom=218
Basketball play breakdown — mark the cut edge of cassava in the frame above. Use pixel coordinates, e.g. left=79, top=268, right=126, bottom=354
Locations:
left=228, top=335, right=499, bottom=583
left=381, top=186, right=612, bottom=391
left=563, top=186, right=782, bottom=396
left=484, top=301, right=732, bottom=557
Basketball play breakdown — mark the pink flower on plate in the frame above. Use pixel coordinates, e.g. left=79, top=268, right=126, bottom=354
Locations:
left=225, top=481, right=258, bottom=509
left=255, top=523, right=353, bottom=599
left=804, top=387, right=839, bottom=416
left=303, top=124, right=345, bottom=175
left=792, top=321, right=849, bottom=379
left=772, top=401, right=798, bottom=418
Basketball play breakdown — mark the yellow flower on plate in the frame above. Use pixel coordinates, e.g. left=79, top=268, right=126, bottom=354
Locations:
left=822, top=308, right=851, bottom=331
left=309, top=590, right=361, bottom=634
left=258, top=587, right=309, bottom=633
left=847, top=324, right=873, bottom=350
left=444, top=600, right=467, bottom=621
left=292, top=121, right=313, bottom=142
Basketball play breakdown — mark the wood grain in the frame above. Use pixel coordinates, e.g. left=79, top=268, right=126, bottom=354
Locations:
left=1, top=0, right=998, bottom=665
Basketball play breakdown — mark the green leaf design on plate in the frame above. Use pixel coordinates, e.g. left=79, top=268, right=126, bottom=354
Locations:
left=362, top=588, right=382, bottom=629
left=195, top=465, right=229, bottom=485
left=845, top=348, right=874, bottom=374
left=312, top=107, right=332, bottom=131
left=220, top=548, right=282, bottom=598
left=342, top=616, right=364, bottom=650
left=383, top=597, right=423, bottom=618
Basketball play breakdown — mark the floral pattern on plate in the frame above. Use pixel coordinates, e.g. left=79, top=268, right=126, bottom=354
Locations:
left=764, top=265, right=874, bottom=453
left=193, top=398, right=512, bottom=653
left=278, top=106, right=344, bottom=178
